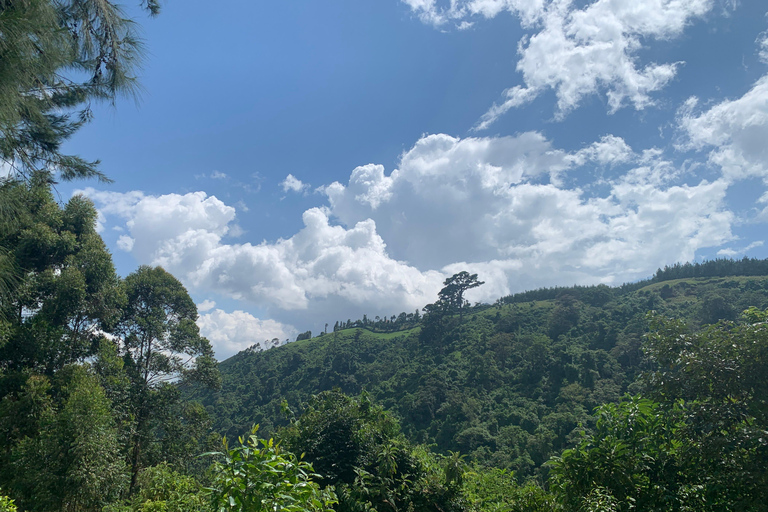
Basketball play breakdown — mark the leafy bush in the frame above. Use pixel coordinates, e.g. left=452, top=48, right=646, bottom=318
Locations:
left=103, top=463, right=207, bottom=512
left=0, top=492, right=16, bottom=512
left=207, top=426, right=336, bottom=512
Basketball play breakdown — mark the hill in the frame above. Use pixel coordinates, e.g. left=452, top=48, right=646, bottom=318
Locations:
left=187, top=271, right=768, bottom=479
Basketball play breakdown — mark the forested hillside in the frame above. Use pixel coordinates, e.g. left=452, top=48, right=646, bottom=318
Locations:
left=3, top=0, right=768, bottom=509
left=188, top=267, right=768, bottom=480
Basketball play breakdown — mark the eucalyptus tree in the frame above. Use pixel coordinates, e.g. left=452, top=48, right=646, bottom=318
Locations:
left=117, top=265, right=220, bottom=491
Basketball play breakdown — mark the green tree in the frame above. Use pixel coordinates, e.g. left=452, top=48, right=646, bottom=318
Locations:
left=103, top=463, right=208, bottom=512
left=117, top=265, right=220, bottom=491
left=279, top=391, right=465, bottom=512
left=549, top=397, right=693, bottom=512
left=1, top=366, right=127, bottom=511
left=208, top=426, right=337, bottom=512
left=438, top=271, right=484, bottom=323
left=0, top=178, right=123, bottom=373
left=643, top=309, right=768, bottom=509
left=0, top=0, right=158, bottom=183
left=422, top=271, right=484, bottom=336
left=462, top=467, right=554, bottom=512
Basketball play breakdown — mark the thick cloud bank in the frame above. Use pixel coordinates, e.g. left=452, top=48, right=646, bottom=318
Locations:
left=81, top=124, right=743, bottom=349
left=323, top=131, right=733, bottom=292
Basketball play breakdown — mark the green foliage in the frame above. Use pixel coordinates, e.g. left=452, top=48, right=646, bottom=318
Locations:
left=103, top=463, right=208, bottom=512
left=0, top=179, right=123, bottom=373
left=117, top=265, right=220, bottom=489
left=462, top=467, right=554, bottom=512
left=0, top=183, right=218, bottom=508
left=642, top=309, right=768, bottom=509
left=549, top=397, right=689, bottom=511
left=118, top=265, right=217, bottom=389
left=279, top=391, right=402, bottom=487
left=208, top=425, right=337, bottom=512
left=0, top=0, right=157, bottom=183
left=549, top=307, right=768, bottom=511
left=0, top=366, right=127, bottom=511
left=279, top=391, right=466, bottom=512
left=0, top=492, right=17, bottom=512
left=193, top=273, right=768, bottom=480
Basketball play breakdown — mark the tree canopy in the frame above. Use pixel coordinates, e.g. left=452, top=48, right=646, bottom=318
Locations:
left=0, top=0, right=158, bottom=183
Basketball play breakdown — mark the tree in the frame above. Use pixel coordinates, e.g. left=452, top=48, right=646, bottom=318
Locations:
left=424, top=271, right=485, bottom=326
left=549, top=397, right=692, bottom=512
left=117, top=265, right=219, bottom=491
left=642, top=309, right=768, bottom=508
left=550, top=310, right=768, bottom=511
left=1, top=366, right=127, bottom=511
left=278, top=391, right=465, bottom=512
left=103, top=463, right=208, bottom=512
left=439, top=271, right=484, bottom=322
left=0, top=0, right=159, bottom=183
left=0, top=178, right=123, bottom=373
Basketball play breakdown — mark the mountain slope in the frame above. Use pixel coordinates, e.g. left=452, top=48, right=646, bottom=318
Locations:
left=188, top=273, right=768, bottom=478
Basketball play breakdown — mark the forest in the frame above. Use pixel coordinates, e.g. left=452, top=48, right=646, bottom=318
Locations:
left=3, top=181, right=768, bottom=510
left=2, top=0, right=768, bottom=510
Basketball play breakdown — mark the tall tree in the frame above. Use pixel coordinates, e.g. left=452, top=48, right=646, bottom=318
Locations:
left=117, top=265, right=219, bottom=491
left=424, top=271, right=485, bottom=326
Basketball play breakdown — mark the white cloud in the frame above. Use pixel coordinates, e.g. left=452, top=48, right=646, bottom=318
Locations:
left=677, top=75, right=768, bottom=181
left=197, top=299, right=216, bottom=312
left=758, top=31, right=768, bottom=64
left=116, top=235, right=134, bottom=252
left=210, top=171, right=228, bottom=179
left=281, top=174, right=309, bottom=194
left=324, top=132, right=734, bottom=291
left=82, top=131, right=738, bottom=332
left=82, top=189, right=446, bottom=328
left=401, top=0, right=545, bottom=28
left=197, top=309, right=297, bottom=360
left=569, top=135, right=635, bottom=167
left=717, top=240, right=764, bottom=257
left=480, top=0, right=712, bottom=127
left=403, top=0, right=713, bottom=127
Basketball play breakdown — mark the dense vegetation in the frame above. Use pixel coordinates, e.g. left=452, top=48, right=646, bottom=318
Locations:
left=4, top=177, right=768, bottom=510
left=2, top=1, right=768, bottom=509
left=6, top=175, right=767, bottom=511
left=189, top=270, right=768, bottom=478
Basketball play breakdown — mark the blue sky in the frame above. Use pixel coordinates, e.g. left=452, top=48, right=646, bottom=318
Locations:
left=59, top=0, right=768, bottom=359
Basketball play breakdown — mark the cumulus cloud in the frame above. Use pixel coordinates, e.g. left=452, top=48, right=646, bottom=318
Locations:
left=569, top=135, right=635, bottom=167
left=402, top=0, right=713, bottom=126
left=80, top=188, right=445, bottom=328
left=482, top=0, right=712, bottom=126
left=281, top=174, right=309, bottom=194
left=677, top=75, right=768, bottom=181
left=81, top=130, right=740, bottom=332
left=323, top=132, right=733, bottom=291
left=197, top=308, right=297, bottom=360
